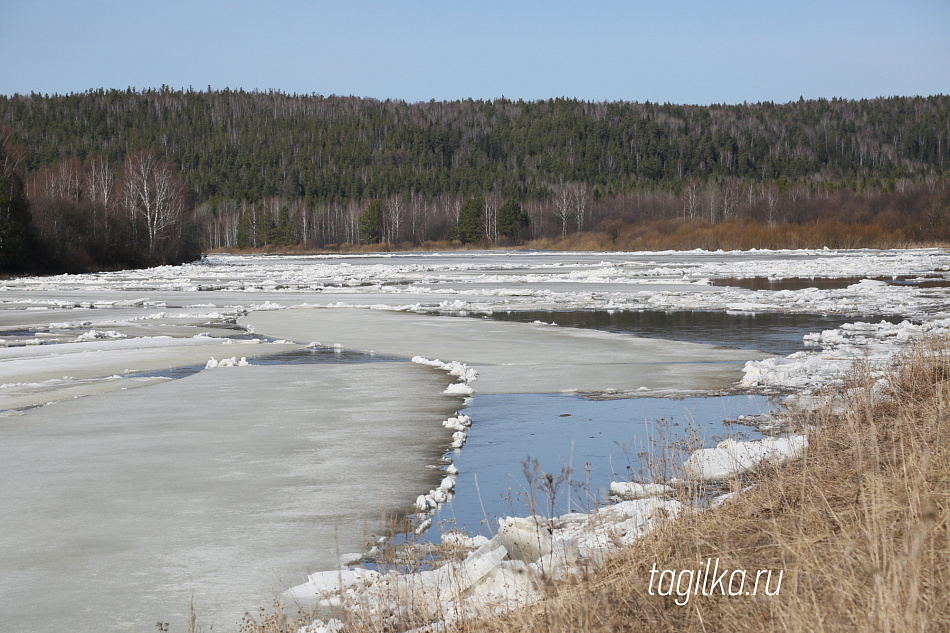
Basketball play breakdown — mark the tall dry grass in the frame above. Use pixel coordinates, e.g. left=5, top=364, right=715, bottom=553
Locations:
left=239, top=338, right=950, bottom=633
left=471, top=337, right=950, bottom=633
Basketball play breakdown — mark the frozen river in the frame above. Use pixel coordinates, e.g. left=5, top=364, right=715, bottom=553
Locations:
left=2, top=248, right=950, bottom=632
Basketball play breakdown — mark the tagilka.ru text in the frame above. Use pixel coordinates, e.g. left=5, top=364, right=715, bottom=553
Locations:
left=649, top=558, right=783, bottom=606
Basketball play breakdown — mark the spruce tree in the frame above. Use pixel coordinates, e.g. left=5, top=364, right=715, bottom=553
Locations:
left=359, top=199, right=384, bottom=243
left=275, top=206, right=294, bottom=245
left=0, top=167, right=31, bottom=271
left=497, top=199, right=529, bottom=239
left=452, top=197, right=484, bottom=243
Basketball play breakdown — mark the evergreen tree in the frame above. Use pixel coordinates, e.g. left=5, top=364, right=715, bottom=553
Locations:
left=452, top=197, right=484, bottom=243
left=274, top=206, right=294, bottom=246
left=497, top=199, right=529, bottom=239
left=1, top=91, right=949, bottom=252
left=0, top=171, right=30, bottom=270
left=359, top=199, right=384, bottom=243
left=0, top=135, right=31, bottom=271
left=236, top=211, right=250, bottom=248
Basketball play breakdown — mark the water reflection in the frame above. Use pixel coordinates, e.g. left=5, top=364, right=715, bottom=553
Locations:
left=422, top=392, right=773, bottom=542
left=482, top=309, right=897, bottom=356
left=711, top=275, right=950, bottom=291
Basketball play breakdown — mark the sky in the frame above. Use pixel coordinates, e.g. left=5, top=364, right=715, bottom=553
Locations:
left=1, top=0, right=948, bottom=105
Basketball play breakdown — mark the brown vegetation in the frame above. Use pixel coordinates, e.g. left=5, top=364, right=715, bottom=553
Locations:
left=201, top=179, right=950, bottom=252
left=5, top=91, right=950, bottom=261
left=23, top=148, right=200, bottom=271
left=207, top=179, right=950, bottom=254
left=236, top=338, right=950, bottom=633
left=470, top=339, right=950, bottom=633
left=525, top=219, right=920, bottom=252
left=213, top=218, right=933, bottom=256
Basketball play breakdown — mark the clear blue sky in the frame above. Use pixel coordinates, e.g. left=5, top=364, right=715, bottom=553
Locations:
left=1, top=0, right=947, bottom=104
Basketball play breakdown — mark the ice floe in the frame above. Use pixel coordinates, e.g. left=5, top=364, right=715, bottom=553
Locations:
left=290, top=422, right=809, bottom=631
left=680, top=435, right=809, bottom=481
left=408, top=356, right=477, bottom=521
left=287, top=496, right=683, bottom=629
left=4, top=249, right=950, bottom=324
left=741, top=318, right=950, bottom=392
left=73, top=329, right=127, bottom=342
left=204, top=356, right=249, bottom=368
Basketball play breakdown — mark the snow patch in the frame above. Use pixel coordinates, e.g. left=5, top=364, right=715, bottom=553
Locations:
left=681, top=435, right=809, bottom=481
left=204, top=356, right=249, bottom=369
left=609, top=481, right=673, bottom=500
left=73, top=329, right=127, bottom=342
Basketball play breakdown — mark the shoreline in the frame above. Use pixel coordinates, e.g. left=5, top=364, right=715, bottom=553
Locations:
left=463, top=335, right=950, bottom=632
left=279, top=387, right=804, bottom=631
left=273, top=317, right=950, bottom=633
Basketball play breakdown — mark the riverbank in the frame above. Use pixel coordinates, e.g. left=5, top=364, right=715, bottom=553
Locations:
left=452, top=337, right=950, bottom=633
left=254, top=335, right=950, bottom=633
left=208, top=220, right=947, bottom=257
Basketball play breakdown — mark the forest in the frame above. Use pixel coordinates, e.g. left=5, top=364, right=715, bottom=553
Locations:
left=1, top=89, right=949, bottom=270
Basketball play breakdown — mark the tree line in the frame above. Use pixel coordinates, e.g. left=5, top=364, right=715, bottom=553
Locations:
left=1, top=89, right=949, bottom=264
left=0, top=129, right=200, bottom=273
left=3, top=90, right=948, bottom=204
left=195, top=176, right=950, bottom=252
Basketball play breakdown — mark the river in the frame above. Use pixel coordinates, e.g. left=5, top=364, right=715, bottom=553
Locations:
left=1, top=248, right=948, bottom=632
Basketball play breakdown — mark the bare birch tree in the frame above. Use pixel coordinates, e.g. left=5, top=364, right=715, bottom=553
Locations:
left=483, top=192, right=500, bottom=241
left=120, top=148, right=188, bottom=256
left=720, top=180, right=740, bottom=220
left=573, top=183, right=590, bottom=232
left=409, top=192, right=425, bottom=243
left=682, top=180, right=700, bottom=219
left=552, top=181, right=573, bottom=237
left=764, top=183, right=779, bottom=226
left=85, top=155, right=115, bottom=208
left=386, top=193, right=404, bottom=243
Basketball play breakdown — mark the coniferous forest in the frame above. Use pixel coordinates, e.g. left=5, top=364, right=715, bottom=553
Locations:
left=2, top=88, right=950, bottom=271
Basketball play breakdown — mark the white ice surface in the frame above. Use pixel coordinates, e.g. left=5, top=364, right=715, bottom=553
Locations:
left=288, top=498, right=682, bottom=628
left=3, top=249, right=950, bottom=320
left=741, top=318, right=950, bottom=391
left=244, top=308, right=764, bottom=395
left=0, top=337, right=301, bottom=411
left=0, top=336, right=299, bottom=382
left=0, top=362, right=461, bottom=633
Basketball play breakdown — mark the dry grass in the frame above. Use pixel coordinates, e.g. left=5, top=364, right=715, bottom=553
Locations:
left=209, top=219, right=944, bottom=257
left=469, top=337, right=950, bottom=633
left=525, top=220, right=925, bottom=252
left=239, top=338, right=950, bottom=633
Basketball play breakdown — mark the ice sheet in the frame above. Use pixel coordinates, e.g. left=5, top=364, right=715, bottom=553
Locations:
left=243, top=308, right=767, bottom=395
left=0, top=337, right=302, bottom=411
left=3, top=249, right=950, bottom=320
left=0, top=362, right=461, bottom=633
left=681, top=435, right=809, bottom=480
left=741, top=318, right=950, bottom=391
